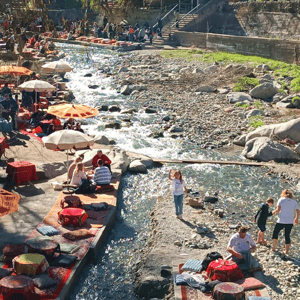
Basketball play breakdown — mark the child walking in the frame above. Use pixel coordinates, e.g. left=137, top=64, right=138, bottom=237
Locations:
left=254, top=197, right=274, bottom=245
left=169, top=169, right=187, bottom=220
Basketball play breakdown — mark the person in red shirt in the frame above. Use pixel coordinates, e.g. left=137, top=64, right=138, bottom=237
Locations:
left=92, top=150, right=111, bottom=171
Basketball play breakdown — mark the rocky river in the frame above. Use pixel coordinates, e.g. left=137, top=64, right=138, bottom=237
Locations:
left=53, top=44, right=300, bottom=299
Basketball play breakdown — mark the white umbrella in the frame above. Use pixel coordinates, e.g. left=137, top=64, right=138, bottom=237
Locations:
left=18, top=80, right=56, bottom=103
left=41, top=61, right=73, bottom=73
left=42, top=130, right=94, bottom=151
left=18, top=80, right=56, bottom=92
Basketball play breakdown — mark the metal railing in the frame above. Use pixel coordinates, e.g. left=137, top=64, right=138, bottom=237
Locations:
left=170, top=0, right=215, bottom=28
left=153, top=3, right=178, bottom=28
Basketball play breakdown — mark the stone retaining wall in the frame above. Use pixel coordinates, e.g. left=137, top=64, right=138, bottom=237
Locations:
left=173, top=31, right=300, bottom=64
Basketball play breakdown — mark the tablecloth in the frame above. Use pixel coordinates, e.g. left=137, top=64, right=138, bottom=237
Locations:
left=6, top=161, right=38, bottom=185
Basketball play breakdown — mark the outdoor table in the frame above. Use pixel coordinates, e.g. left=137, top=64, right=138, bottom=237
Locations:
left=6, top=161, right=38, bottom=185
left=0, top=275, right=34, bottom=299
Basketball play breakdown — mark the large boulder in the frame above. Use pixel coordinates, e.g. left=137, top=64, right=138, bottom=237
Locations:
left=128, top=160, right=147, bottom=173
left=242, top=137, right=299, bottom=162
left=112, top=149, right=130, bottom=173
left=227, top=92, right=253, bottom=104
left=246, top=109, right=264, bottom=119
left=249, top=83, right=279, bottom=100
left=246, top=117, right=300, bottom=143
left=94, top=135, right=109, bottom=145
left=121, top=85, right=131, bottom=95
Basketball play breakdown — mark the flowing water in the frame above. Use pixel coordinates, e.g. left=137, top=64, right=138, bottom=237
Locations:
left=55, top=44, right=300, bottom=299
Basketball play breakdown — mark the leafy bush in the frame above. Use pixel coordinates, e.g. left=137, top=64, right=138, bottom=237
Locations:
left=235, top=103, right=250, bottom=109
left=234, top=77, right=259, bottom=92
left=249, top=116, right=264, bottom=128
left=291, top=78, right=300, bottom=92
left=292, top=96, right=300, bottom=105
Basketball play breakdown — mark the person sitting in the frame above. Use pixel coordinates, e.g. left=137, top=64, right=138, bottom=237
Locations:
left=67, top=156, right=83, bottom=182
left=227, top=226, right=261, bottom=271
left=92, top=159, right=111, bottom=186
left=74, top=122, right=84, bottom=133
left=70, top=162, right=87, bottom=186
left=51, top=116, right=62, bottom=131
left=63, top=118, right=75, bottom=129
left=92, top=150, right=111, bottom=170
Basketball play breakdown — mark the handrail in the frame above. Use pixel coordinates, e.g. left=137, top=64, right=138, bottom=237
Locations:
left=170, top=0, right=215, bottom=28
left=153, top=4, right=178, bottom=28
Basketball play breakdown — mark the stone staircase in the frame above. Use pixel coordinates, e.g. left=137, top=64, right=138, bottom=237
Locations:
left=152, top=0, right=221, bottom=47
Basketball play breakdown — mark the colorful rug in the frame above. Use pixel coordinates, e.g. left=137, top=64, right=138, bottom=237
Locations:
left=178, top=264, right=266, bottom=300
left=1, top=176, right=120, bottom=300
left=20, top=129, right=43, bottom=143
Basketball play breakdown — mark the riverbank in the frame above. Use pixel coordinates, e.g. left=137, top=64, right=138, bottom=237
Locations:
left=110, top=49, right=300, bottom=299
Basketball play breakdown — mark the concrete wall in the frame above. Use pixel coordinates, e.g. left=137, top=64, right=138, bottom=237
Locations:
left=173, top=31, right=300, bottom=64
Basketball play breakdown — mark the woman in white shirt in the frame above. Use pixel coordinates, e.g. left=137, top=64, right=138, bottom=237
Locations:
left=70, top=163, right=87, bottom=186
left=168, top=169, right=187, bottom=220
left=272, top=189, right=300, bottom=255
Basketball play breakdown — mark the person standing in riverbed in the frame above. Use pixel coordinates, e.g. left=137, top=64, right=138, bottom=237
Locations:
left=272, top=189, right=299, bottom=255
left=254, top=197, right=274, bottom=245
left=168, top=169, right=187, bottom=220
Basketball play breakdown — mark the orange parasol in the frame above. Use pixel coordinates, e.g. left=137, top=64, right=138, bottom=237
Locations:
left=47, top=104, right=98, bottom=119
left=0, top=66, right=33, bottom=76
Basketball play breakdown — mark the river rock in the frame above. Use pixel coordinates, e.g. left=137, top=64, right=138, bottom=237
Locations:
left=273, top=93, right=286, bottom=103
left=145, top=107, right=157, bottom=114
left=128, top=160, right=147, bottom=173
left=227, top=92, right=253, bottom=104
left=105, top=121, right=121, bottom=129
left=119, top=66, right=128, bottom=73
left=108, top=105, right=121, bottom=112
left=192, top=68, right=203, bottom=74
left=196, top=86, right=215, bottom=93
left=255, top=64, right=270, bottom=72
left=84, top=73, right=93, bottom=77
left=94, top=135, right=109, bottom=145
left=112, top=149, right=130, bottom=173
left=88, top=84, right=99, bottom=89
left=250, top=83, right=279, bottom=100
left=276, top=101, right=295, bottom=109
left=162, top=115, right=170, bottom=122
left=132, top=85, right=147, bottom=91
left=204, top=65, right=219, bottom=73
left=121, top=85, right=131, bottom=95
left=246, top=109, right=264, bottom=118
left=246, top=117, right=300, bottom=143
left=179, top=67, right=191, bottom=73
left=168, top=125, right=183, bottom=133
left=233, top=134, right=247, bottom=146
left=242, top=137, right=300, bottom=162
left=295, top=144, right=300, bottom=154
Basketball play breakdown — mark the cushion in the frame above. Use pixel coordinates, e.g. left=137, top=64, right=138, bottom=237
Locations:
left=181, top=259, right=202, bottom=272
left=87, top=210, right=100, bottom=220
left=0, top=268, right=13, bottom=279
left=91, top=202, right=109, bottom=211
left=37, top=225, right=60, bottom=236
left=62, top=229, right=95, bottom=241
left=33, top=274, right=57, bottom=289
left=59, top=243, right=80, bottom=254
left=235, top=277, right=266, bottom=291
left=50, top=254, right=77, bottom=267
left=2, top=244, right=25, bottom=262
left=247, top=297, right=271, bottom=300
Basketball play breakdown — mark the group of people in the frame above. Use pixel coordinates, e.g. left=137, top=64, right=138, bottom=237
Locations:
left=68, top=150, right=112, bottom=188
left=169, top=169, right=299, bottom=260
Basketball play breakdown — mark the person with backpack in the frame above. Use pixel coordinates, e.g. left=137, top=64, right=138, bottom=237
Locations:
left=168, top=169, right=187, bottom=219
left=254, top=197, right=274, bottom=245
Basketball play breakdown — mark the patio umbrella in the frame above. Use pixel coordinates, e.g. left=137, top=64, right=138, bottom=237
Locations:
left=0, top=66, right=33, bottom=76
left=47, top=104, right=98, bottom=119
left=18, top=80, right=56, bottom=103
left=42, top=130, right=94, bottom=151
left=41, top=61, right=73, bottom=73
